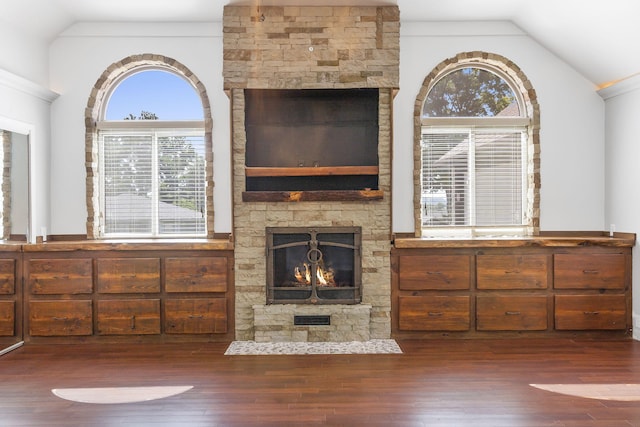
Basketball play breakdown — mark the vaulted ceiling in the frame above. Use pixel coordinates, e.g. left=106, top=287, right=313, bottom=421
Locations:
left=1, top=0, right=638, bottom=87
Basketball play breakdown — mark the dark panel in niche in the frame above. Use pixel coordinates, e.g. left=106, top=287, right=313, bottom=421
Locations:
left=245, top=88, right=379, bottom=168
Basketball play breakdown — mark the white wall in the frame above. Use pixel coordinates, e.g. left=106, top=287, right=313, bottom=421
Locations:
left=49, top=22, right=231, bottom=234
left=48, top=20, right=607, bottom=235
left=0, top=25, right=49, bottom=87
left=601, top=76, right=640, bottom=338
left=394, top=21, right=606, bottom=232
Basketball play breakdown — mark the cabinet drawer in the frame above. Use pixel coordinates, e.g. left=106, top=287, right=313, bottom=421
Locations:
left=165, top=257, right=228, bottom=293
left=554, top=254, right=625, bottom=290
left=398, top=255, right=471, bottom=290
left=555, top=295, right=627, bottom=330
left=97, top=258, right=160, bottom=293
left=0, top=301, right=14, bottom=336
left=164, top=298, right=227, bottom=334
left=476, top=295, right=548, bottom=331
left=0, top=259, right=15, bottom=295
left=97, top=299, right=161, bottom=335
left=477, top=255, right=548, bottom=290
left=29, top=300, right=93, bottom=336
left=29, top=258, right=93, bottom=295
left=398, top=295, right=470, bottom=331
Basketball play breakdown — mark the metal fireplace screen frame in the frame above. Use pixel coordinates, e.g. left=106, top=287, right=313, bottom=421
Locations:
left=266, top=226, right=362, bottom=305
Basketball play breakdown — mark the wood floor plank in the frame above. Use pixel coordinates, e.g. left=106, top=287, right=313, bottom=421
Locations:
left=1, top=339, right=640, bottom=426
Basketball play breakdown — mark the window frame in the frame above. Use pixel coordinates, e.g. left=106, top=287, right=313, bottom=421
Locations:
left=88, top=60, right=211, bottom=240
left=415, top=54, right=539, bottom=239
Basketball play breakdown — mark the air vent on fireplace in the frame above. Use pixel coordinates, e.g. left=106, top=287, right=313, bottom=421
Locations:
left=294, top=315, right=331, bottom=326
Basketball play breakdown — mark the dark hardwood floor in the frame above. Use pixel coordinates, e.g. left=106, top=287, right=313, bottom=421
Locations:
left=2, top=339, right=640, bottom=426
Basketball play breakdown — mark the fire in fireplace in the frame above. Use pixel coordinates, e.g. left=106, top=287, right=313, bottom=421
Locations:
left=266, top=226, right=362, bottom=304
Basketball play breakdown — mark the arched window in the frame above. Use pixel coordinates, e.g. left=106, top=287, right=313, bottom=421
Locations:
left=86, top=56, right=212, bottom=239
left=416, top=53, right=539, bottom=237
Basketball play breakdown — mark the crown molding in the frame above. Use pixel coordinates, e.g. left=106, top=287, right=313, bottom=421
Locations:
left=0, top=69, right=59, bottom=103
left=597, top=73, right=640, bottom=100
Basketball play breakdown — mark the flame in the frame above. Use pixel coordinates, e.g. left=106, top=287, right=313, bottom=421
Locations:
left=294, top=262, right=335, bottom=286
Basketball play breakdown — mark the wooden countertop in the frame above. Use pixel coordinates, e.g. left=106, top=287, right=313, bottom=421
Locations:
left=12, top=239, right=234, bottom=252
left=393, top=231, right=636, bottom=249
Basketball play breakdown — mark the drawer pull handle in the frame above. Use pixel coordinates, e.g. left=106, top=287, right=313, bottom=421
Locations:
left=583, top=270, right=599, bottom=275
left=122, top=274, right=138, bottom=279
left=131, top=315, right=136, bottom=330
left=584, top=311, right=600, bottom=315
left=428, top=311, right=443, bottom=317
left=505, top=311, right=521, bottom=316
left=426, top=271, right=450, bottom=283
left=53, top=316, right=69, bottom=321
left=188, top=315, right=204, bottom=319
left=53, top=275, right=70, bottom=280
left=505, top=270, right=520, bottom=275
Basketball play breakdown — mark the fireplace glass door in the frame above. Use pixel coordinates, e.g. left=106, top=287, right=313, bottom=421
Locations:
left=266, top=227, right=361, bottom=304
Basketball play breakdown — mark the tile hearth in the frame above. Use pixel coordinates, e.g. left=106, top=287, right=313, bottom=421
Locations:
left=224, top=339, right=402, bottom=355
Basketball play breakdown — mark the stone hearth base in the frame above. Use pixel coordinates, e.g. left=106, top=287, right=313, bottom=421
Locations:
left=253, top=304, right=372, bottom=342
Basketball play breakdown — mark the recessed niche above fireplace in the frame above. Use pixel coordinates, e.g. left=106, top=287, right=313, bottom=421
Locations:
left=266, top=226, right=362, bottom=305
left=243, top=89, right=382, bottom=202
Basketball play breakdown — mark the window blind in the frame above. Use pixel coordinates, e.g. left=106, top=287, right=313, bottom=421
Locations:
left=421, top=127, right=525, bottom=229
left=100, top=131, right=206, bottom=237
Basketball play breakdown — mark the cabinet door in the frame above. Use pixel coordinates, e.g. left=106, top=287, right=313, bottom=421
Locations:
left=398, top=255, right=471, bottom=290
left=97, top=258, right=160, bottom=293
left=555, top=295, right=626, bottom=330
left=476, top=296, right=548, bottom=331
left=165, top=257, right=228, bottom=293
left=398, top=295, right=470, bottom=331
left=164, top=298, right=227, bottom=334
left=554, top=254, right=625, bottom=290
left=0, top=259, right=15, bottom=295
left=477, top=255, right=548, bottom=290
left=29, top=258, right=93, bottom=295
left=97, top=299, right=161, bottom=335
left=0, top=301, right=14, bottom=336
left=29, top=300, right=93, bottom=336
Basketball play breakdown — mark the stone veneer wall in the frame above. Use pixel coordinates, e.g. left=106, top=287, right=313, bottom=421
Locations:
left=224, top=6, right=399, bottom=341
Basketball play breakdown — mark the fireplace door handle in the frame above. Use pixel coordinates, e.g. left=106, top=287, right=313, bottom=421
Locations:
left=306, top=248, right=323, bottom=263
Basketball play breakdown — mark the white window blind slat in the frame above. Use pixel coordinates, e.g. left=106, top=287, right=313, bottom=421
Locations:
left=421, top=127, right=525, bottom=230
left=100, top=131, right=206, bottom=237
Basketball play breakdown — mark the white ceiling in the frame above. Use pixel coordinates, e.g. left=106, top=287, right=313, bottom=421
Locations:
left=2, top=0, right=639, bottom=86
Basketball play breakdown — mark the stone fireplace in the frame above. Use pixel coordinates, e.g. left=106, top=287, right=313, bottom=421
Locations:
left=224, top=5, right=399, bottom=342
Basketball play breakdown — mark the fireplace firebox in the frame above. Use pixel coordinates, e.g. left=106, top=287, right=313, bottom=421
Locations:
left=266, top=227, right=362, bottom=305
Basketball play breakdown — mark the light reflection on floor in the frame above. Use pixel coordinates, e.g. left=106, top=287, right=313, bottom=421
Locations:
left=52, top=385, right=193, bottom=404
left=530, top=383, right=640, bottom=401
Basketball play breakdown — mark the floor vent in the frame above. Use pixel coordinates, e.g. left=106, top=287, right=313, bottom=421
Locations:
left=294, top=315, right=331, bottom=326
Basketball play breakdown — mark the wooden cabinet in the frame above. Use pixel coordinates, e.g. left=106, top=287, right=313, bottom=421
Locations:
left=476, top=296, right=548, bottom=331
left=22, top=242, right=234, bottom=343
left=0, top=251, right=21, bottom=347
left=392, top=233, right=633, bottom=339
left=398, top=255, right=471, bottom=290
left=165, top=257, right=227, bottom=293
left=398, top=295, right=470, bottom=331
left=29, top=300, right=92, bottom=336
left=164, top=298, right=227, bottom=334
left=0, top=259, right=16, bottom=336
left=97, top=258, right=160, bottom=293
left=0, top=301, right=15, bottom=336
left=97, top=299, right=161, bottom=335
left=28, top=258, right=93, bottom=294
